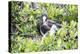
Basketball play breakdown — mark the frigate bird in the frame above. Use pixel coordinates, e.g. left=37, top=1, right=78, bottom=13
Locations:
left=37, top=13, right=62, bottom=36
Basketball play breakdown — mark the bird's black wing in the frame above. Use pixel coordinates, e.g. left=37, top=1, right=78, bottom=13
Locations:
left=47, top=20, right=62, bottom=28
left=40, top=24, right=50, bottom=35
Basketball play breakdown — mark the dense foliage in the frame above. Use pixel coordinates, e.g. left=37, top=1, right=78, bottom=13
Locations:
left=9, top=1, right=78, bottom=53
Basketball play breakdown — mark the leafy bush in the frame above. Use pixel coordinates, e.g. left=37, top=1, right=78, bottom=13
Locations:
left=9, top=1, right=78, bottom=53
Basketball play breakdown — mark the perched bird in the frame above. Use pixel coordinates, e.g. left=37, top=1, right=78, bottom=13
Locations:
left=37, top=14, right=62, bottom=36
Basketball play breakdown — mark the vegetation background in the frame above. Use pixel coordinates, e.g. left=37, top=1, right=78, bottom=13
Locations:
left=9, top=1, right=78, bottom=53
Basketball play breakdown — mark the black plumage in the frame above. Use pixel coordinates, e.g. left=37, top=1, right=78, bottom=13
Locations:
left=37, top=14, right=62, bottom=36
